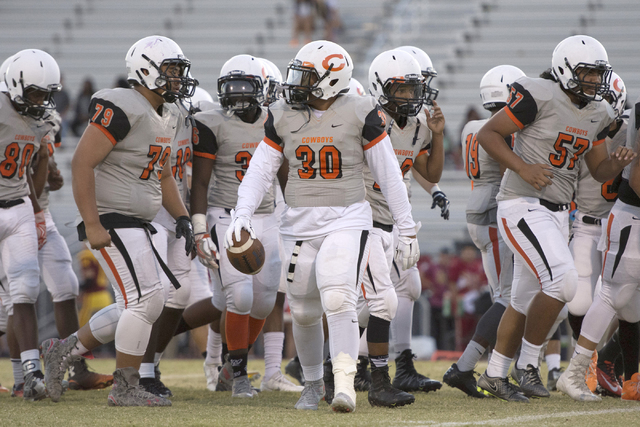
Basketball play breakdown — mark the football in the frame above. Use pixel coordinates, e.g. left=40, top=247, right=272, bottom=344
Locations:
left=226, top=229, right=265, bottom=275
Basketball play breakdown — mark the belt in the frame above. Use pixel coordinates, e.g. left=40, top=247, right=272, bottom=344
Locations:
left=373, top=221, right=393, bottom=233
left=582, top=215, right=602, bottom=226
left=539, top=198, right=570, bottom=212
left=0, top=198, right=24, bottom=209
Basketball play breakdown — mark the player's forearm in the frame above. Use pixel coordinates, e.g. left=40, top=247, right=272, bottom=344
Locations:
left=235, top=142, right=282, bottom=218
left=630, top=159, right=640, bottom=196
left=161, top=172, right=189, bottom=219
left=72, top=163, right=100, bottom=226
left=27, top=175, right=42, bottom=212
left=424, top=132, right=444, bottom=182
left=31, top=146, right=49, bottom=198
left=366, top=136, right=416, bottom=235
left=590, top=158, right=625, bottom=183
left=477, top=128, right=526, bottom=174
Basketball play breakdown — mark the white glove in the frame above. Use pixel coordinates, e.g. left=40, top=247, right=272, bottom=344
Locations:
left=395, top=235, right=420, bottom=270
left=35, top=210, right=47, bottom=250
left=224, top=209, right=256, bottom=250
left=192, top=213, right=219, bottom=270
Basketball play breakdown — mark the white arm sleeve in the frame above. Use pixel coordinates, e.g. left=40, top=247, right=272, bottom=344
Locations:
left=234, top=140, right=284, bottom=218
left=365, top=135, right=416, bottom=235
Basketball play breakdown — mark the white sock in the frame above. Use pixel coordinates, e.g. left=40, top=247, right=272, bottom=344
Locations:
left=70, top=332, right=90, bottom=357
left=154, top=352, right=163, bottom=366
left=326, top=311, right=359, bottom=361
left=292, top=321, right=324, bottom=382
left=573, top=343, right=594, bottom=359
left=457, top=340, right=486, bottom=372
left=391, top=296, right=413, bottom=357
left=263, top=331, right=284, bottom=380
left=358, top=332, right=368, bottom=357
left=545, top=353, right=561, bottom=371
left=21, top=349, right=42, bottom=374
left=139, top=362, right=155, bottom=379
left=11, top=358, right=24, bottom=384
left=486, top=350, right=512, bottom=378
left=517, top=339, right=543, bottom=369
left=205, top=330, right=222, bottom=365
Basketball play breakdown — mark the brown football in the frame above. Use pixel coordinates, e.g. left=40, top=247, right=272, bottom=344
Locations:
left=226, top=229, right=265, bottom=275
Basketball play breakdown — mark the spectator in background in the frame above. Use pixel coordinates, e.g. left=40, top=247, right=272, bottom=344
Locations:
left=70, top=77, right=95, bottom=136
left=290, top=0, right=315, bottom=47
left=317, top=0, right=342, bottom=41
left=53, top=74, right=71, bottom=138
left=422, top=248, right=456, bottom=350
left=76, top=249, right=113, bottom=327
left=113, top=76, right=129, bottom=89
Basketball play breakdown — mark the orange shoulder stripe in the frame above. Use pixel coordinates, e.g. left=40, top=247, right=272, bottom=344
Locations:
left=364, top=131, right=388, bottom=150
left=90, top=122, right=117, bottom=146
left=504, top=108, right=525, bottom=130
left=263, top=137, right=283, bottom=153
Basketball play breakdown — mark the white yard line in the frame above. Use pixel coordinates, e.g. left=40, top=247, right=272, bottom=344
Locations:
left=403, top=407, right=640, bottom=426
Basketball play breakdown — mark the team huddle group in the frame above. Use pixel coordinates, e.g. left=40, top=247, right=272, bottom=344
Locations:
left=0, top=31, right=638, bottom=412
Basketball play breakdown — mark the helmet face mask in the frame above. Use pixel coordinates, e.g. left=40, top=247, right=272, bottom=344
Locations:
left=15, top=85, right=59, bottom=119
left=396, top=46, right=439, bottom=105
left=147, top=57, right=197, bottom=102
left=259, top=58, right=283, bottom=104
left=375, top=73, right=424, bottom=117
left=217, top=74, right=265, bottom=113
left=284, top=59, right=326, bottom=104
left=562, top=61, right=611, bottom=102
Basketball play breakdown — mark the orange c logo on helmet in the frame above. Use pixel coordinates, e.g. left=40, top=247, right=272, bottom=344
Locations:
left=613, top=78, right=624, bottom=93
left=322, top=54, right=346, bottom=72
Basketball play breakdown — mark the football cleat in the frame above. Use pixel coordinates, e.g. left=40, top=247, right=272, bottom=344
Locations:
left=203, top=361, right=221, bottom=392
left=108, top=367, right=171, bottom=407
left=556, top=353, right=601, bottom=402
left=285, top=356, right=304, bottom=386
left=331, top=392, right=356, bottom=413
left=294, top=379, right=325, bottom=410
left=622, top=373, right=640, bottom=401
left=323, top=359, right=335, bottom=404
left=368, top=365, right=415, bottom=408
left=260, top=371, right=304, bottom=392
left=547, top=367, right=564, bottom=392
left=586, top=351, right=598, bottom=393
left=232, top=375, right=257, bottom=398
left=23, top=371, right=48, bottom=401
left=477, top=372, right=529, bottom=402
left=41, top=336, right=81, bottom=402
left=596, top=359, right=622, bottom=397
left=354, top=356, right=372, bottom=392
left=216, top=355, right=233, bottom=391
left=68, top=358, right=113, bottom=390
left=0, top=383, right=9, bottom=393
left=510, top=363, right=550, bottom=398
left=393, top=349, right=442, bottom=393
left=153, top=365, right=172, bottom=398
left=443, top=363, right=485, bottom=398
left=11, top=383, right=24, bottom=398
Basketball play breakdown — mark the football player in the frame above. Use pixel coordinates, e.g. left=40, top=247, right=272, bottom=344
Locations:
left=557, top=91, right=640, bottom=402
left=1, top=49, right=60, bottom=401
left=476, top=35, right=635, bottom=402
left=191, top=54, right=284, bottom=398
left=41, top=35, right=196, bottom=407
left=444, top=65, right=524, bottom=397
left=226, top=40, right=418, bottom=412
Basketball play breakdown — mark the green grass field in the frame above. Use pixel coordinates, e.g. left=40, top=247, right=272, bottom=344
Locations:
left=1, top=359, right=638, bottom=426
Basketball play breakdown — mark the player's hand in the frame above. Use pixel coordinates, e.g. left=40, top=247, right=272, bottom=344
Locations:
left=425, top=100, right=445, bottom=135
left=175, top=216, right=195, bottom=256
left=85, top=223, right=111, bottom=250
left=431, top=191, right=450, bottom=220
left=518, top=163, right=554, bottom=190
left=47, top=168, right=64, bottom=191
left=610, top=146, right=637, bottom=171
left=224, top=209, right=256, bottom=250
left=35, top=210, right=47, bottom=249
left=395, top=235, right=420, bottom=270
left=195, top=233, right=220, bottom=269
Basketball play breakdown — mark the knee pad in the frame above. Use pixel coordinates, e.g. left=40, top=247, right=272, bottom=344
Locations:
left=89, top=303, right=121, bottom=344
left=557, top=269, right=578, bottom=303
left=289, top=297, right=323, bottom=328
left=250, top=288, right=277, bottom=320
left=385, top=288, right=399, bottom=320
left=9, top=273, right=40, bottom=305
left=115, top=308, right=154, bottom=357
left=395, top=269, right=421, bottom=301
left=619, top=304, right=640, bottom=325
left=165, top=278, right=191, bottom=310
left=321, top=286, right=357, bottom=317
left=127, top=289, right=164, bottom=325
left=229, top=283, right=253, bottom=315
left=357, top=304, right=370, bottom=328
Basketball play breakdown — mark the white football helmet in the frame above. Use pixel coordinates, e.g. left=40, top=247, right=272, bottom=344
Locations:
left=217, top=54, right=268, bottom=113
left=189, top=87, right=215, bottom=111
left=479, top=65, right=526, bottom=111
left=258, top=58, right=283, bottom=104
left=4, top=49, right=61, bottom=119
left=605, top=72, right=626, bottom=119
left=125, top=35, right=197, bottom=103
left=0, top=54, right=16, bottom=92
left=347, top=77, right=366, bottom=96
left=396, top=45, right=439, bottom=105
left=284, top=40, right=353, bottom=104
left=551, top=35, right=612, bottom=102
left=369, top=49, right=424, bottom=117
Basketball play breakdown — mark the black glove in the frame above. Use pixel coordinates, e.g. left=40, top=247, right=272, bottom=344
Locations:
left=175, top=216, right=195, bottom=256
left=431, top=191, right=450, bottom=220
